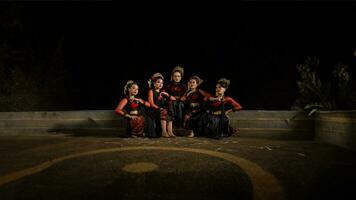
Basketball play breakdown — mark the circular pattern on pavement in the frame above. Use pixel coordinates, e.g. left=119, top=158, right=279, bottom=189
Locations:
left=0, top=146, right=285, bottom=200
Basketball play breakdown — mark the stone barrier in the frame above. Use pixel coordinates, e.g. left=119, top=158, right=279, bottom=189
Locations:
left=315, top=111, right=356, bottom=151
left=1, top=110, right=356, bottom=150
left=0, top=110, right=314, bottom=140
left=229, top=111, right=314, bottom=140
left=0, top=110, right=125, bottom=136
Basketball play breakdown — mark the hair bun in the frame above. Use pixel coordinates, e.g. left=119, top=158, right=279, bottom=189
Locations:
left=217, top=78, right=230, bottom=89
left=124, top=80, right=136, bottom=95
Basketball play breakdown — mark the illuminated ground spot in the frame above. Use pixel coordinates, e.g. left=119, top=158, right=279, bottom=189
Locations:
left=122, top=162, right=159, bottom=173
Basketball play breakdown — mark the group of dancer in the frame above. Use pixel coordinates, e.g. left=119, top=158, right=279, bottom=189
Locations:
left=114, top=66, right=242, bottom=139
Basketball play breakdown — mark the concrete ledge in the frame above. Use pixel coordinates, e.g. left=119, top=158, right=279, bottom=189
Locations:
left=0, top=110, right=126, bottom=137
left=0, top=110, right=315, bottom=140
left=315, top=111, right=356, bottom=151
left=229, top=111, right=314, bottom=140
left=1, top=110, right=355, bottom=150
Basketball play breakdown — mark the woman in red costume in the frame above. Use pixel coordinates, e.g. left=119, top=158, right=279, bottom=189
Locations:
left=147, top=72, right=176, bottom=138
left=204, top=78, right=242, bottom=139
left=115, top=80, right=151, bottom=137
left=164, top=66, right=187, bottom=128
left=181, top=76, right=211, bottom=137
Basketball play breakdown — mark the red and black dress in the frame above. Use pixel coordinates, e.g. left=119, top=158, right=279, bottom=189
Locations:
left=147, top=89, right=172, bottom=137
left=204, top=96, right=242, bottom=139
left=182, top=89, right=211, bottom=136
left=164, top=81, right=187, bottom=127
left=115, top=97, right=148, bottom=137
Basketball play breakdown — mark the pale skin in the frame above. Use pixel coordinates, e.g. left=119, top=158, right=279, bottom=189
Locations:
left=125, top=84, right=148, bottom=120
left=172, top=71, right=183, bottom=100
left=180, top=78, right=197, bottom=102
left=172, top=71, right=182, bottom=83
left=153, top=79, right=176, bottom=138
left=209, top=83, right=234, bottom=115
left=115, top=83, right=150, bottom=121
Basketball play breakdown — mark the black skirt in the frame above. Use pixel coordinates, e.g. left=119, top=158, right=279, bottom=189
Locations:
left=183, top=110, right=207, bottom=136
left=204, top=114, right=233, bottom=139
left=170, top=100, right=184, bottom=127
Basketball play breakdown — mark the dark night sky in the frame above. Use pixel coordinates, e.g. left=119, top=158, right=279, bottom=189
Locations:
left=2, top=1, right=356, bottom=110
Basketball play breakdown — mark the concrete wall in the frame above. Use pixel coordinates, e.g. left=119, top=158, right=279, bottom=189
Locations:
left=229, top=111, right=314, bottom=140
left=1, top=110, right=356, bottom=149
left=315, top=111, right=356, bottom=151
left=0, top=110, right=314, bottom=140
left=2, top=109, right=355, bottom=150
left=0, top=110, right=125, bottom=136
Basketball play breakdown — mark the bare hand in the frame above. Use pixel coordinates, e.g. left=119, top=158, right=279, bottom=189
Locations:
left=134, top=98, right=144, bottom=104
left=160, top=92, right=169, bottom=97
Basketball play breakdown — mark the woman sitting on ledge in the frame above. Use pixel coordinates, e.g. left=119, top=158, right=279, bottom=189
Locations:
left=180, top=76, right=211, bottom=137
left=147, top=73, right=176, bottom=138
left=164, top=66, right=187, bottom=128
left=115, top=80, right=150, bottom=137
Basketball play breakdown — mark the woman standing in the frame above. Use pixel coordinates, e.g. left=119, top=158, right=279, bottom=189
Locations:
left=181, top=76, right=211, bottom=137
left=115, top=80, right=151, bottom=137
left=147, top=73, right=176, bottom=138
left=205, top=78, right=242, bottom=139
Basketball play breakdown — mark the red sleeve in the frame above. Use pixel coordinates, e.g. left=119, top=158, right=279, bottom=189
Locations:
left=148, top=89, right=160, bottom=110
left=137, top=98, right=151, bottom=107
left=199, top=89, right=212, bottom=100
left=114, top=98, right=128, bottom=116
left=225, top=97, right=242, bottom=111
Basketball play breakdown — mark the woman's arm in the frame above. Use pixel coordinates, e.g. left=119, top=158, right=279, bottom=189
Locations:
left=199, top=89, right=212, bottom=101
left=114, top=98, right=128, bottom=116
left=135, top=98, right=151, bottom=107
left=180, top=94, right=187, bottom=102
left=148, top=89, right=160, bottom=110
left=224, top=97, right=242, bottom=114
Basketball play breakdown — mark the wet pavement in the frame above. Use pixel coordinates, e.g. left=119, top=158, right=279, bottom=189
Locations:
left=0, top=134, right=356, bottom=200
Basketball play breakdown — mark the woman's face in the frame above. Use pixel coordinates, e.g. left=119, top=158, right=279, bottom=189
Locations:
left=154, top=78, right=164, bottom=90
left=215, top=84, right=226, bottom=95
left=188, top=79, right=198, bottom=89
left=172, top=72, right=182, bottom=83
left=129, top=84, right=139, bottom=96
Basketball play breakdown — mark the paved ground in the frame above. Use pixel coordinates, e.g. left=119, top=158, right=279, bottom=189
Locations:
left=0, top=133, right=356, bottom=200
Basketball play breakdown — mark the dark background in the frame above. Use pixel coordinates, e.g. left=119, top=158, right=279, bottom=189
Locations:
left=0, top=1, right=355, bottom=111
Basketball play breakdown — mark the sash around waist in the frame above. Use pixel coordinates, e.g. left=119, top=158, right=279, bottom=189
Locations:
left=190, top=102, right=200, bottom=108
left=211, top=110, right=222, bottom=115
left=129, top=110, right=139, bottom=115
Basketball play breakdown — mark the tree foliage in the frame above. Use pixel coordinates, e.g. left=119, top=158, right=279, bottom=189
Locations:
left=294, top=56, right=356, bottom=113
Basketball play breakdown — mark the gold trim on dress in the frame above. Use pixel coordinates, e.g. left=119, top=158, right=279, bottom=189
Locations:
left=190, top=102, right=200, bottom=108
left=130, top=110, right=139, bottom=115
left=212, top=110, right=222, bottom=115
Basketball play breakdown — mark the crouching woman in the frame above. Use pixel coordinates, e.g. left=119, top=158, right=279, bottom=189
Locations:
left=204, top=78, right=242, bottom=139
left=115, top=80, right=150, bottom=137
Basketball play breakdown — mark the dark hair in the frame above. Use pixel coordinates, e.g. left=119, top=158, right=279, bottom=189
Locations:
left=217, top=78, right=230, bottom=89
left=171, top=66, right=184, bottom=79
left=148, top=72, right=164, bottom=88
left=189, top=75, right=203, bottom=85
left=124, top=80, right=138, bottom=95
